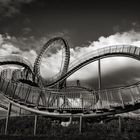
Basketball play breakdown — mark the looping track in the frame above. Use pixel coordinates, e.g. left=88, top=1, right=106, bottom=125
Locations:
left=1, top=37, right=140, bottom=119
left=33, top=37, right=70, bottom=86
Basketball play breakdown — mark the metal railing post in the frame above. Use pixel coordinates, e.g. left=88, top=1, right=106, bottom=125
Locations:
left=79, top=116, right=82, bottom=133
left=34, top=115, right=38, bottom=135
left=5, top=102, right=12, bottom=135
left=98, top=59, right=102, bottom=108
left=118, top=116, right=122, bottom=133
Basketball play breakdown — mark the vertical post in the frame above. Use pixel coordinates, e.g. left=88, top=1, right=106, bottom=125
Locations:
left=19, top=108, right=21, bottom=115
left=118, top=116, right=121, bottom=133
left=34, top=115, right=37, bottom=135
left=98, top=59, right=102, bottom=90
left=79, top=116, right=82, bottom=133
left=77, top=80, right=80, bottom=87
left=5, top=102, right=12, bottom=135
left=105, top=90, right=110, bottom=108
left=63, top=85, right=66, bottom=108
left=81, top=93, right=84, bottom=109
left=118, top=89, right=124, bottom=108
left=98, top=59, right=102, bottom=107
left=69, top=115, right=72, bottom=124
left=56, top=83, right=59, bottom=108
left=57, top=95, right=59, bottom=108
left=129, top=89, right=135, bottom=105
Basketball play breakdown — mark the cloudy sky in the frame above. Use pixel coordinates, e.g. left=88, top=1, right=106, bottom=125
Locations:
left=0, top=0, right=140, bottom=89
left=0, top=0, right=140, bottom=46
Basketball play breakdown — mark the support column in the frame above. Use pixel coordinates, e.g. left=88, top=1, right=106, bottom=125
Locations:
left=34, top=115, right=38, bottom=135
left=98, top=59, right=102, bottom=90
left=19, top=108, right=21, bottom=115
left=5, top=102, right=12, bottom=135
left=69, top=115, right=72, bottom=124
left=118, top=89, right=124, bottom=108
left=98, top=59, right=102, bottom=107
left=81, top=94, right=84, bottom=109
left=118, top=116, right=121, bottom=133
left=79, top=116, right=82, bottom=133
left=57, top=95, right=60, bottom=108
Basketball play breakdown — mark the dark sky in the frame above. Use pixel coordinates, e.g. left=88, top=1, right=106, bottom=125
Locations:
left=0, top=0, right=140, bottom=47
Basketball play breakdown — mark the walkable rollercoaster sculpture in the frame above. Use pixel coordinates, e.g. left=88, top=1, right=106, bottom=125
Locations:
left=1, top=37, right=140, bottom=120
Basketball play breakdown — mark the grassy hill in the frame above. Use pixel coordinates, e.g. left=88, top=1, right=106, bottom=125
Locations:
left=0, top=115, right=140, bottom=140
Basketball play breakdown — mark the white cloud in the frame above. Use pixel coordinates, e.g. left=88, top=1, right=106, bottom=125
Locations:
left=0, top=34, right=4, bottom=45
left=0, top=43, right=21, bottom=55
left=21, top=49, right=37, bottom=65
left=0, top=35, right=37, bottom=65
left=92, top=30, right=140, bottom=48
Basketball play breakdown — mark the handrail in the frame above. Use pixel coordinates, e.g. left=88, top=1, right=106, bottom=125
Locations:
left=1, top=43, right=140, bottom=117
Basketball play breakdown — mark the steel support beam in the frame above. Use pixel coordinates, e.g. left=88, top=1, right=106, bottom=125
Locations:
left=98, top=59, right=102, bottom=90
left=118, top=116, right=122, bottom=133
left=79, top=116, right=82, bottom=133
left=69, top=115, right=72, bottom=124
left=5, top=102, right=12, bottom=135
left=19, top=107, right=22, bottom=115
left=98, top=59, right=102, bottom=107
left=34, top=115, right=38, bottom=135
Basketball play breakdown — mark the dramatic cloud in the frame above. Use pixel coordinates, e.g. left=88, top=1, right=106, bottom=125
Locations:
left=0, top=0, right=35, bottom=18
left=0, top=34, right=37, bottom=65
left=92, top=30, right=140, bottom=48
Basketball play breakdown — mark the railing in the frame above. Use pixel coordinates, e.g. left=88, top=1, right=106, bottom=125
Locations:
left=1, top=45, right=140, bottom=112
left=1, top=67, right=140, bottom=111
left=45, top=45, right=140, bottom=86
left=0, top=55, right=33, bottom=70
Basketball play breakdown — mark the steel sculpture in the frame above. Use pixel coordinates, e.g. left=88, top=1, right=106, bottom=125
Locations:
left=0, top=37, right=140, bottom=121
